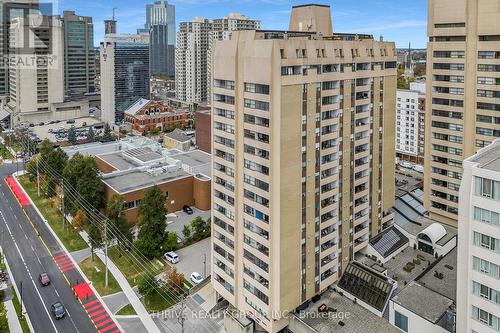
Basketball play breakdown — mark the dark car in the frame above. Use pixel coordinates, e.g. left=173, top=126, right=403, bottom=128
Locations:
left=51, top=302, right=66, bottom=319
left=183, top=205, right=193, bottom=214
left=66, top=119, right=75, bottom=124
left=38, top=272, right=50, bottom=286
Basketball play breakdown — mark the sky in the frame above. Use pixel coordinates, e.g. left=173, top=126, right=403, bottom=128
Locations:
left=53, top=0, right=428, bottom=48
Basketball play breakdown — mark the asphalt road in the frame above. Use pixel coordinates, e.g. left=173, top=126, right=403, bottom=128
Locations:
left=0, top=163, right=98, bottom=333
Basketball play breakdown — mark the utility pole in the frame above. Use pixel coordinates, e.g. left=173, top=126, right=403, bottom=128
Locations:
left=61, top=179, right=65, bottom=229
left=203, top=253, right=206, bottom=278
left=178, top=299, right=186, bottom=333
left=36, top=158, right=40, bottom=196
left=104, top=218, right=108, bottom=288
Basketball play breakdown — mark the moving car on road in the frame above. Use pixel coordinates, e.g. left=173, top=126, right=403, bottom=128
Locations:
left=51, top=302, right=66, bottom=319
left=190, top=272, right=203, bottom=284
left=38, top=272, right=50, bottom=286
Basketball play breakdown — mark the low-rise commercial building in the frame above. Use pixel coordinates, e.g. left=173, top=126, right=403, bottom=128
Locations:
left=163, top=128, right=191, bottom=151
left=63, top=137, right=211, bottom=224
left=123, top=98, right=189, bottom=135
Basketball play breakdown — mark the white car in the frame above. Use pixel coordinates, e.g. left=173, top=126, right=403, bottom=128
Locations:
left=413, top=165, right=424, bottom=173
left=399, top=161, right=414, bottom=169
left=190, top=272, right=203, bottom=284
left=164, top=251, right=179, bottom=264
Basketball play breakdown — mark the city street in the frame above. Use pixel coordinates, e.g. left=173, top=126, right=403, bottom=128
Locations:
left=0, top=163, right=117, bottom=333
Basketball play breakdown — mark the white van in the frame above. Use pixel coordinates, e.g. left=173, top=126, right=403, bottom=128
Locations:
left=164, top=251, right=179, bottom=264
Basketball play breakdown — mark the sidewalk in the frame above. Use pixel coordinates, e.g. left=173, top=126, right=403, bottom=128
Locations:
left=5, top=299, right=23, bottom=333
left=80, top=231, right=161, bottom=333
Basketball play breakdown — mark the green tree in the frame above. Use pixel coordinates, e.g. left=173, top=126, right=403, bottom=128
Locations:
left=182, top=224, right=191, bottom=242
left=88, top=222, right=103, bottom=261
left=164, top=232, right=178, bottom=251
left=107, top=194, right=132, bottom=256
left=86, top=126, right=95, bottom=142
left=136, top=186, right=167, bottom=259
left=63, top=154, right=104, bottom=214
left=191, top=216, right=206, bottom=241
left=138, top=273, right=157, bottom=297
left=39, top=139, right=53, bottom=159
left=26, top=155, right=39, bottom=182
left=103, top=123, right=113, bottom=142
left=44, top=148, right=68, bottom=197
left=68, top=127, right=78, bottom=145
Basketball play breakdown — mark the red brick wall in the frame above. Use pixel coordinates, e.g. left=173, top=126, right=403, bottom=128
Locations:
left=195, top=111, right=211, bottom=153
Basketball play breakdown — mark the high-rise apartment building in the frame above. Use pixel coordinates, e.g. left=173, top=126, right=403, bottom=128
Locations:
left=457, top=139, right=500, bottom=333
left=175, top=13, right=260, bottom=103
left=0, top=0, right=39, bottom=98
left=7, top=14, right=64, bottom=125
left=396, top=89, right=426, bottom=164
left=145, top=0, right=175, bottom=77
left=424, top=0, right=500, bottom=226
left=100, top=34, right=150, bottom=124
left=62, top=11, right=95, bottom=97
left=210, top=4, right=397, bottom=333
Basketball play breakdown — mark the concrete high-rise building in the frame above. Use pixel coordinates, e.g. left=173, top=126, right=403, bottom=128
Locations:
left=62, top=11, right=95, bottom=97
left=175, top=13, right=260, bottom=103
left=210, top=4, right=397, bottom=333
left=100, top=34, right=150, bottom=124
left=0, top=0, right=39, bottom=98
left=396, top=89, right=426, bottom=164
left=104, top=20, right=116, bottom=35
left=7, top=14, right=64, bottom=126
left=457, top=139, right=500, bottom=333
left=424, top=0, right=500, bottom=226
left=145, top=1, right=175, bottom=77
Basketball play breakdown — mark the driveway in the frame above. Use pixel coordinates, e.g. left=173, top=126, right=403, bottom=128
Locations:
left=172, top=238, right=211, bottom=281
left=165, top=208, right=211, bottom=241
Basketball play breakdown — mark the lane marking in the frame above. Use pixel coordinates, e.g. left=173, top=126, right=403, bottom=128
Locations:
left=0, top=210, right=59, bottom=333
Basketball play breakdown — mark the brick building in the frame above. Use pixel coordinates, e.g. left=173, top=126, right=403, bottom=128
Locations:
left=195, top=109, right=211, bottom=153
left=124, top=98, right=190, bottom=135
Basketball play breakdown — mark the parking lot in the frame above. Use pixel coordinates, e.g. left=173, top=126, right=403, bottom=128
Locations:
left=26, top=117, right=103, bottom=142
left=172, top=238, right=211, bottom=282
left=165, top=207, right=211, bottom=241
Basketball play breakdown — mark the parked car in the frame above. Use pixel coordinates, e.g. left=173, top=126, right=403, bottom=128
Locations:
left=190, top=272, right=203, bottom=284
left=413, top=165, right=424, bottom=173
left=164, top=251, right=179, bottom=264
left=183, top=205, right=193, bottom=214
left=399, top=161, right=414, bottom=169
left=66, top=119, right=75, bottom=124
left=38, top=272, right=50, bottom=286
left=51, top=302, right=66, bottom=319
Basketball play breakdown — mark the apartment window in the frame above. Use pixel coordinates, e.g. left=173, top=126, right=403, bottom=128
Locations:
left=473, top=281, right=500, bottom=305
left=433, top=63, right=464, bottom=70
left=214, top=79, right=235, bottom=90
left=475, top=177, right=500, bottom=201
left=244, top=83, right=270, bottom=95
left=472, top=306, right=500, bottom=331
left=478, top=51, right=500, bottom=59
left=478, top=102, right=500, bottom=112
left=434, top=36, right=466, bottom=42
left=479, top=35, right=500, bottom=42
left=432, top=98, right=463, bottom=107
left=434, top=22, right=465, bottom=28
left=394, top=311, right=408, bottom=333
left=244, top=98, right=269, bottom=111
left=474, top=207, right=500, bottom=227
left=432, top=109, right=463, bottom=119
left=432, top=121, right=463, bottom=132
left=433, top=50, right=465, bottom=58
left=473, top=257, right=500, bottom=279
left=478, top=64, right=500, bottom=72
left=214, top=108, right=235, bottom=119
left=214, top=94, right=235, bottom=105
left=244, top=144, right=269, bottom=160
left=474, top=232, right=500, bottom=253
left=244, top=174, right=269, bottom=192
left=478, top=77, right=500, bottom=85
left=385, top=61, right=397, bottom=69
left=244, top=114, right=269, bottom=127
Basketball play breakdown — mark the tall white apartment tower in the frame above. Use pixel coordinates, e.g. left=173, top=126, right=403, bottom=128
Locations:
left=457, top=139, right=500, bottom=333
left=211, top=4, right=397, bottom=333
left=7, top=14, right=64, bottom=126
left=175, top=13, right=260, bottom=103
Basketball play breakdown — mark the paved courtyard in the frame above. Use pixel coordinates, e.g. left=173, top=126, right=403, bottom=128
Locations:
left=165, top=207, right=211, bottom=241
left=172, top=238, right=211, bottom=281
